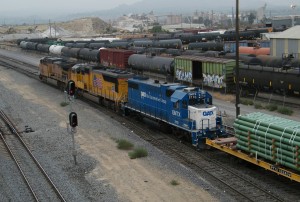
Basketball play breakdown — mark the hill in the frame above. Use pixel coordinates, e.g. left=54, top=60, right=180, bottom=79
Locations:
left=0, top=17, right=110, bottom=40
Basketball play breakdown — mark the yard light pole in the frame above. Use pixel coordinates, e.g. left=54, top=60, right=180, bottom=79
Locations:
left=235, top=0, right=240, bottom=118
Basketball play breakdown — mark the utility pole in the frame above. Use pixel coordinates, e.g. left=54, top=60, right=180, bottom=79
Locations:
left=49, top=19, right=52, bottom=38
left=235, top=0, right=240, bottom=118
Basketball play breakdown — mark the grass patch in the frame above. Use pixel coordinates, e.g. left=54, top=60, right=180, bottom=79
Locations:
left=170, top=180, right=179, bottom=186
left=117, top=139, right=134, bottom=150
left=240, top=98, right=253, bottom=106
left=128, top=147, right=148, bottom=159
left=265, top=104, right=278, bottom=111
left=60, top=101, right=69, bottom=107
left=277, top=106, right=293, bottom=115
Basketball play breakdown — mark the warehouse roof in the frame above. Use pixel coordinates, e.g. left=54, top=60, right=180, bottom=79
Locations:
left=270, top=25, right=300, bottom=39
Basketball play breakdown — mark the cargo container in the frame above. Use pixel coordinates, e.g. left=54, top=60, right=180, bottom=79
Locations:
left=100, top=48, right=135, bottom=69
left=174, top=55, right=235, bottom=91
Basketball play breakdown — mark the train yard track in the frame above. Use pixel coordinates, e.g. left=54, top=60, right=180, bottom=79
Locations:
left=0, top=109, right=66, bottom=202
left=1, top=51, right=300, bottom=201
left=0, top=55, right=39, bottom=78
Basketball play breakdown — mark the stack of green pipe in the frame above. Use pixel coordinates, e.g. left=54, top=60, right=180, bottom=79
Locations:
left=233, top=112, right=300, bottom=171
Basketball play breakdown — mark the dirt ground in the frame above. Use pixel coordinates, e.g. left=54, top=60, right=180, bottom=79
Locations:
left=0, top=66, right=218, bottom=202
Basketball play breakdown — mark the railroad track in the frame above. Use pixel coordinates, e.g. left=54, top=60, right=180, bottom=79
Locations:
left=0, top=55, right=39, bottom=79
left=0, top=109, right=66, bottom=202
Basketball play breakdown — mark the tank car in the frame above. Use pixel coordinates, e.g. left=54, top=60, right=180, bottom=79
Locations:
left=88, top=42, right=108, bottom=49
left=61, top=47, right=81, bottom=59
left=124, top=77, right=224, bottom=146
left=25, top=42, right=39, bottom=50
left=128, top=46, right=147, bottom=54
left=37, top=44, right=51, bottom=53
left=188, top=42, right=224, bottom=51
left=132, top=40, right=153, bottom=47
left=239, top=65, right=300, bottom=96
left=49, top=45, right=64, bottom=56
left=72, top=43, right=90, bottom=48
left=106, top=41, right=132, bottom=49
left=145, top=47, right=167, bottom=55
left=239, top=47, right=270, bottom=56
left=153, top=39, right=182, bottom=49
left=257, top=55, right=282, bottom=67
left=64, top=42, right=75, bottom=48
left=78, top=48, right=100, bottom=62
left=128, top=54, right=175, bottom=75
left=20, top=41, right=28, bottom=49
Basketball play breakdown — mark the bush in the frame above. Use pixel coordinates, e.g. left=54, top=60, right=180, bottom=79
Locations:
left=266, top=104, right=278, bottom=111
left=240, top=98, right=253, bottom=106
left=254, top=103, right=263, bottom=109
left=170, top=180, right=179, bottom=186
left=117, top=139, right=134, bottom=150
left=60, top=101, right=69, bottom=107
left=277, top=106, right=293, bottom=115
left=128, top=147, right=148, bottom=159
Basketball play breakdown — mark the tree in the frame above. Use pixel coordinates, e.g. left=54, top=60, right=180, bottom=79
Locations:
left=150, top=25, right=163, bottom=33
left=248, top=13, right=256, bottom=25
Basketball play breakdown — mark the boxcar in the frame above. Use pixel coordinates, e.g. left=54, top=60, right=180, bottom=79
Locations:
left=100, top=48, right=135, bottom=69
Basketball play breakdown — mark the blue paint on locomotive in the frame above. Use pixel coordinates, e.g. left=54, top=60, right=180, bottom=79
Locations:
left=125, top=76, right=225, bottom=146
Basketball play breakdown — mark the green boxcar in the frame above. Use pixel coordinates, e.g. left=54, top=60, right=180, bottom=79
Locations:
left=174, top=55, right=235, bottom=90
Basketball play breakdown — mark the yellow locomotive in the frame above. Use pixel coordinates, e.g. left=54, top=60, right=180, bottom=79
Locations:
left=39, top=57, right=134, bottom=108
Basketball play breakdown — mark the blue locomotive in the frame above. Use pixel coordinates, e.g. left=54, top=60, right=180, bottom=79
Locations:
left=124, top=76, right=225, bottom=146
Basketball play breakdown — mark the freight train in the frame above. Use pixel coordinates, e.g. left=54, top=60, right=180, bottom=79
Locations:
left=39, top=56, right=225, bottom=146
left=38, top=56, right=300, bottom=184
left=19, top=38, right=300, bottom=96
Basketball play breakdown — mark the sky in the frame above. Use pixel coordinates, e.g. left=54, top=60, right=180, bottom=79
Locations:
left=0, top=0, right=141, bottom=16
left=0, top=0, right=298, bottom=18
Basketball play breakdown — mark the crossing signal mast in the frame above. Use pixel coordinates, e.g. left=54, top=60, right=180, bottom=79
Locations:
left=69, top=112, right=78, bottom=128
left=67, top=80, right=76, bottom=97
left=66, top=80, right=78, bottom=165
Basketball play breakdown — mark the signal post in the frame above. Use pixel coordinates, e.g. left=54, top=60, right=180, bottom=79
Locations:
left=66, top=80, right=78, bottom=165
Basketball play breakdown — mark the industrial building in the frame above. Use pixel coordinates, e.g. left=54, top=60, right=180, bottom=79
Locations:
left=270, top=25, right=300, bottom=58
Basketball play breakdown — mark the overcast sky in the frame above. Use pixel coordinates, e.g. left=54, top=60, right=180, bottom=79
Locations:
left=0, top=0, right=298, bottom=17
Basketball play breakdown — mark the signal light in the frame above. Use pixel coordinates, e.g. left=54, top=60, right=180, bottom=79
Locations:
left=69, top=112, right=78, bottom=127
left=67, top=80, right=76, bottom=96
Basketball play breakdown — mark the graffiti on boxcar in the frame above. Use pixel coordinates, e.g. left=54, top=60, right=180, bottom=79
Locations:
left=203, top=73, right=225, bottom=88
left=175, top=69, right=192, bottom=82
